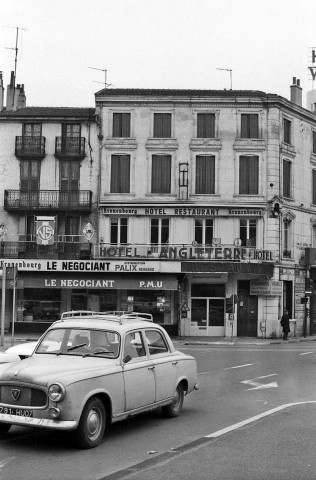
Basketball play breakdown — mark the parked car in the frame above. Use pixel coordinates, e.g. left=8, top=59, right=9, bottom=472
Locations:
left=0, top=310, right=198, bottom=449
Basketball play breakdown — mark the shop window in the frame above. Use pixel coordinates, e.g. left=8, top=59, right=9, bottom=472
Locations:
left=20, top=288, right=62, bottom=322
left=195, top=155, right=215, bottom=194
left=191, top=284, right=225, bottom=297
left=123, top=290, right=172, bottom=324
left=153, top=113, right=171, bottom=138
left=110, top=217, right=128, bottom=244
left=239, top=155, right=259, bottom=194
left=195, top=219, right=213, bottom=245
left=113, top=113, right=131, bottom=137
left=110, top=154, right=130, bottom=193
left=240, top=219, right=257, bottom=247
left=197, top=113, right=215, bottom=138
left=283, top=159, right=291, bottom=198
left=151, top=155, right=171, bottom=194
left=240, top=114, right=259, bottom=139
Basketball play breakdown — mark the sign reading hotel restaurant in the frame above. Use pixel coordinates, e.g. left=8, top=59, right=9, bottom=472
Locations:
left=250, top=280, right=283, bottom=296
left=101, top=206, right=264, bottom=217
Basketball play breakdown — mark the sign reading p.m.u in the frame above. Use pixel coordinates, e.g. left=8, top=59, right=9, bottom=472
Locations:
left=36, top=216, right=55, bottom=245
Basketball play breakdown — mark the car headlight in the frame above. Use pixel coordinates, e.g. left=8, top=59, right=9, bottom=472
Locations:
left=48, top=383, right=65, bottom=402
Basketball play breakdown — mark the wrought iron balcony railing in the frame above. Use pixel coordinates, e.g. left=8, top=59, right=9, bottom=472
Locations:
left=55, top=137, right=86, bottom=158
left=4, top=189, right=92, bottom=212
left=0, top=240, right=91, bottom=260
left=15, top=136, right=46, bottom=158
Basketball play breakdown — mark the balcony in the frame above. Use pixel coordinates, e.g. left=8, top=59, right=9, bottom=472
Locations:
left=15, top=136, right=46, bottom=158
left=0, top=238, right=91, bottom=260
left=4, top=190, right=92, bottom=212
left=55, top=137, right=86, bottom=159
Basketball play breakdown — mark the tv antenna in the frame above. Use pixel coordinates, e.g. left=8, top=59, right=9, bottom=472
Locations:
left=89, top=67, right=112, bottom=88
left=4, top=26, right=27, bottom=81
left=216, top=67, right=233, bottom=90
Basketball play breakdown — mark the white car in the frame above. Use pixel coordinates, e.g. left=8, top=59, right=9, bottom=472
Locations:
left=0, top=311, right=198, bottom=448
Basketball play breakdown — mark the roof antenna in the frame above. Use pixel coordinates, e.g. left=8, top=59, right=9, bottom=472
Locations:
left=89, top=67, right=113, bottom=88
left=216, top=67, right=233, bottom=90
left=4, top=25, right=27, bottom=106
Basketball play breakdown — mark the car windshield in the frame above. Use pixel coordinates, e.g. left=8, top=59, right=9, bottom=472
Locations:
left=35, top=328, right=120, bottom=358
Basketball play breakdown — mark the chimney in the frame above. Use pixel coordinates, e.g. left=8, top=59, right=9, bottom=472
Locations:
left=0, top=72, right=4, bottom=112
left=290, top=77, right=302, bottom=107
left=5, top=71, right=26, bottom=111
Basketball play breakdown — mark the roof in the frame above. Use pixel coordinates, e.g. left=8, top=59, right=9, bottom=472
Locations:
left=95, top=88, right=269, bottom=98
left=0, top=107, right=96, bottom=119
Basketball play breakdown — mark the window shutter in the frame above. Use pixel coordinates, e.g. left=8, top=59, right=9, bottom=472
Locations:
left=196, top=156, right=215, bottom=194
left=283, top=160, right=291, bottom=198
left=313, top=170, right=316, bottom=204
left=111, top=155, right=130, bottom=193
left=152, top=155, right=171, bottom=193
left=239, top=156, right=258, bottom=194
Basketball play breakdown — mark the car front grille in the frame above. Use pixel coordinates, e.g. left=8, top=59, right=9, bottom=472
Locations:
left=0, top=385, right=47, bottom=407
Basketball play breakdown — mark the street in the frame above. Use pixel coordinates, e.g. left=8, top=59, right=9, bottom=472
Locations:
left=1, top=341, right=316, bottom=479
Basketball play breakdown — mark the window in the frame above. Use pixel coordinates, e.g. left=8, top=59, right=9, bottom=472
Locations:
left=110, top=218, right=128, bottom=244
left=113, top=113, right=131, bottom=137
left=124, top=332, right=146, bottom=360
left=110, top=155, right=130, bottom=193
left=239, top=156, right=259, bottom=194
left=62, top=124, right=80, bottom=137
left=240, top=114, right=259, bottom=138
left=23, top=123, right=41, bottom=136
left=151, top=218, right=169, bottom=244
left=283, top=160, right=291, bottom=198
left=20, top=160, right=40, bottom=191
left=240, top=219, right=257, bottom=247
left=151, top=155, right=171, bottom=194
left=283, top=119, right=291, bottom=144
left=283, top=220, right=292, bottom=257
left=313, top=131, right=316, bottom=154
left=145, top=330, right=168, bottom=355
left=153, top=113, right=171, bottom=138
left=195, top=155, right=215, bottom=194
left=313, top=225, right=316, bottom=247
left=195, top=219, right=213, bottom=245
left=197, top=113, right=215, bottom=138
left=313, top=170, right=316, bottom=204
left=60, top=161, right=80, bottom=191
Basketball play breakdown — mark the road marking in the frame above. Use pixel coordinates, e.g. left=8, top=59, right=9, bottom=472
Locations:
left=299, top=352, right=314, bottom=355
left=240, top=374, right=278, bottom=390
left=224, top=363, right=254, bottom=370
left=197, top=371, right=209, bottom=376
left=205, top=401, right=316, bottom=438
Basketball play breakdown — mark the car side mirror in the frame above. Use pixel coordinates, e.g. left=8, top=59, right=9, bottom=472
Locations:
left=123, top=354, right=132, bottom=364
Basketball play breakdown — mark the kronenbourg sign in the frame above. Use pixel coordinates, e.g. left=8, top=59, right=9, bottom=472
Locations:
left=36, top=216, right=55, bottom=245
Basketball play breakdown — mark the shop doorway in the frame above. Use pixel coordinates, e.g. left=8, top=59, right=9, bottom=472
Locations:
left=237, top=281, right=258, bottom=337
left=190, top=284, right=225, bottom=336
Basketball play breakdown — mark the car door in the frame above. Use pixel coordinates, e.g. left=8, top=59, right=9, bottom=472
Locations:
left=145, top=329, right=178, bottom=402
left=122, top=330, right=155, bottom=411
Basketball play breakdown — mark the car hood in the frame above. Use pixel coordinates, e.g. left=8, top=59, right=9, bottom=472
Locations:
left=0, top=355, right=121, bottom=387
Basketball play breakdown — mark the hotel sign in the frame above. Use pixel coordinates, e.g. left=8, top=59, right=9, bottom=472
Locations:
left=101, top=206, right=264, bottom=217
left=250, top=280, right=283, bottom=296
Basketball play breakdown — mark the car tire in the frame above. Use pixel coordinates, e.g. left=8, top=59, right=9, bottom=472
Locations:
left=74, top=397, right=106, bottom=449
left=161, top=383, right=184, bottom=418
left=0, top=423, right=11, bottom=435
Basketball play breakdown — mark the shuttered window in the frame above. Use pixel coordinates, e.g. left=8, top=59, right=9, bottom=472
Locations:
left=240, top=114, right=259, bottom=138
left=195, top=155, right=215, bottom=194
left=151, top=155, right=171, bottom=194
left=313, top=170, right=316, bottom=205
left=153, top=113, right=171, bottom=138
left=110, top=155, right=130, bottom=193
left=113, top=113, right=131, bottom=137
left=239, top=156, right=259, bottom=194
left=197, top=114, right=215, bottom=138
left=283, top=160, right=291, bottom=198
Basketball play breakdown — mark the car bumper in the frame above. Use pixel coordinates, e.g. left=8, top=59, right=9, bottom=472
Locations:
left=0, top=413, right=77, bottom=430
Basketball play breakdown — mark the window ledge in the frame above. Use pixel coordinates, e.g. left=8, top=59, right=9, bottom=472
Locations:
left=103, top=138, right=138, bottom=150
left=281, top=143, right=296, bottom=158
left=233, top=194, right=265, bottom=200
left=234, top=139, right=265, bottom=151
left=145, top=138, right=179, bottom=150
left=189, top=138, right=222, bottom=151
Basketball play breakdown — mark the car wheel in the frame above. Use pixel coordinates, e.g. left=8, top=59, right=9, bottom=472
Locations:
left=74, top=397, right=106, bottom=449
left=161, top=383, right=184, bottom=418
left=0, top=423, right=11, bottom=435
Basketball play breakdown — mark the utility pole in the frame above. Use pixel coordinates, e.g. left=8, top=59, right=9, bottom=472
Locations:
left=4, top=25, right=27, bottom=106
left=216, top=67, right=233, bottom=90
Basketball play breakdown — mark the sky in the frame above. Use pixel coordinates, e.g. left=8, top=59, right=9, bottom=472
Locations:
left=1, top=0, right=316, bottom=108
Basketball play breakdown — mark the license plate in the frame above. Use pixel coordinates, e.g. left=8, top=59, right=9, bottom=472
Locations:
left=0, top=406, right=33, bottom=417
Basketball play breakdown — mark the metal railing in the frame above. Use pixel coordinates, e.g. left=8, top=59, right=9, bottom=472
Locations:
left=55, top=137, right=85, bottom=157
left=0, top=240, right=91, bottom=260
left=4, top=190, right=92, bottom=211
left=15, top=136, right=46, bottom=157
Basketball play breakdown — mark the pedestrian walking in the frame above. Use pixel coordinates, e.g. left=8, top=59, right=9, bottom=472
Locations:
left=280, top=309, right=290, bottom=340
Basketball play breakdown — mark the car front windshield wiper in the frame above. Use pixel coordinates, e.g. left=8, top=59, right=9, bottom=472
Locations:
left=66, top=343, right=87, bottom=352
left=83, top=350, right=114, bottom=358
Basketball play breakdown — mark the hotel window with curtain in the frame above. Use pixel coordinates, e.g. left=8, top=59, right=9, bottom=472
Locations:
left=283, top=159, right=291, bottom=198
left=195, top=219, right=213, bottom=245
left=112, top=113, right=131, bottom=137
left=313, top=170, right=316, bottom=205
left=110, top=154, right=130, bottom=193
left=150, top=218, right=169, bottom=245
left=195, top=155, right=215, bottom=194
left=239, top=155, right=259, bottom=194
left=153, top=113, right=171, bottom=138
left=151, top=155, right=171, bottom=194
left=240, top=114, right=259, bottom=139
left=197, top=114, right=215, bottom=138
left=110, top=218, right=128, bottom=244
left=240, top=219, right=257, bottom=247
